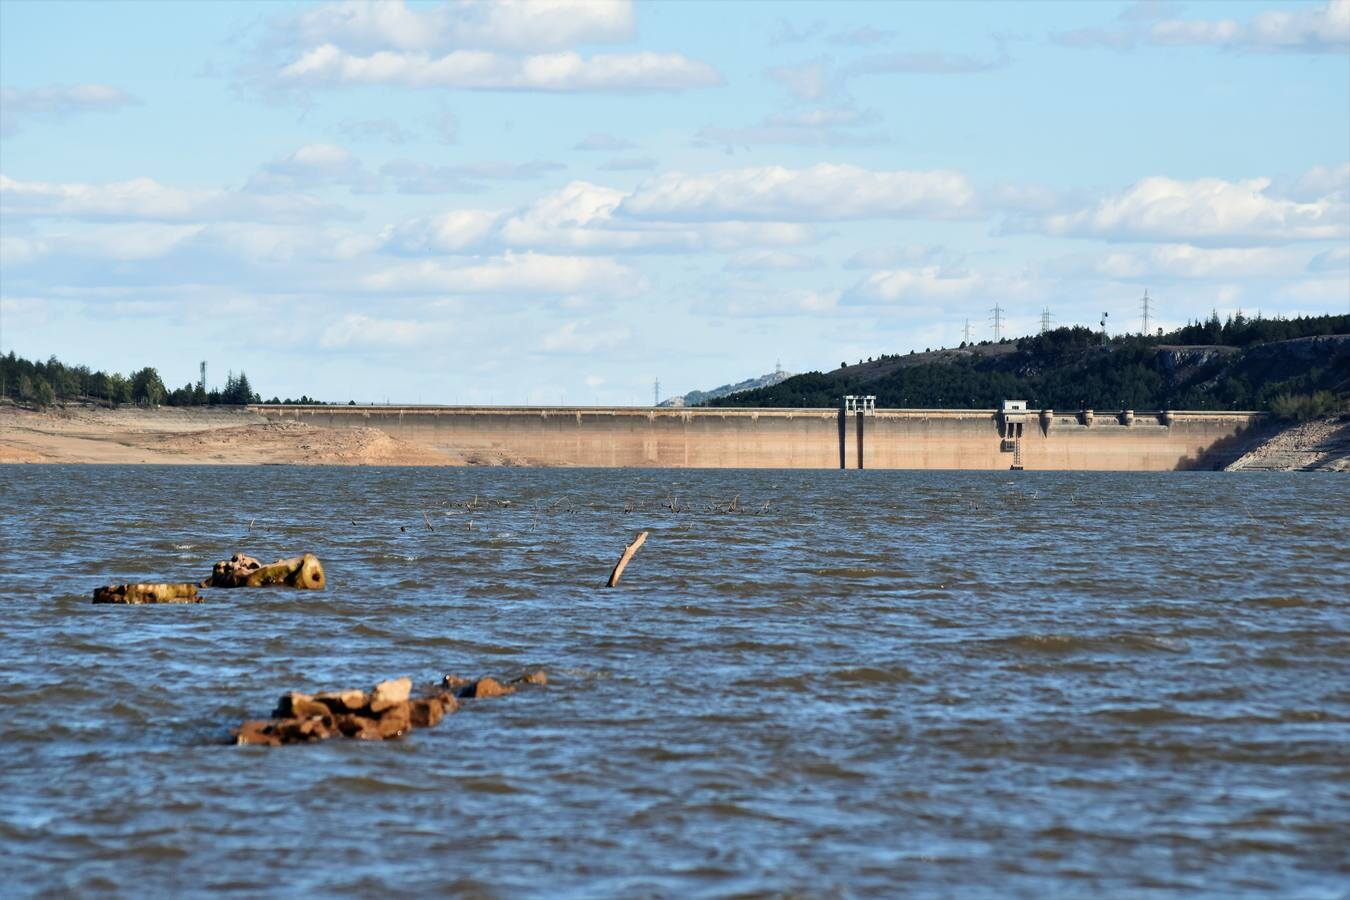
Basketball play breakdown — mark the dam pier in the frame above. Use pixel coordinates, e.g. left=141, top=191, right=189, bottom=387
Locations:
left=252, top=403, right=1268, bottom=471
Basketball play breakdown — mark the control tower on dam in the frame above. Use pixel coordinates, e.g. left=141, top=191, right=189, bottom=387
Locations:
left=250, top=403, right=1270, bottom=471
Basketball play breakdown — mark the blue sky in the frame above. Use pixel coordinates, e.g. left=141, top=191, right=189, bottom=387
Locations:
left=1, top=0, right=1347, bottom=404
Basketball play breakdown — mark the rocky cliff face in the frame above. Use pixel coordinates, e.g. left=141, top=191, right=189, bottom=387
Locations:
left=660, top=370, right=793, bottom=407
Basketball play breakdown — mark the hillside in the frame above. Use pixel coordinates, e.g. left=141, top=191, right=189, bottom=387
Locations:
left=706, top=315, right=1350, bottom=413
left=659, top=368, right=792, bottom=407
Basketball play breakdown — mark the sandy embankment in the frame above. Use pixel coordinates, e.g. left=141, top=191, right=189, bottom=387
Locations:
left=0, top=405, right=463, bottom=465
left=1226, top=417, right=1350, bottom=472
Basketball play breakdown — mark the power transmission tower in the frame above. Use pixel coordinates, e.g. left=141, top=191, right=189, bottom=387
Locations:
left=962, top=318, right=973, bottom=344
left=1140, top=290, right=1153, bottom=335
left=989, top=305, right=1005, bottom=342
left=1039, top=307, right=1053, bottom=334
left=653, top=377, right=660, bottom=407
left=199, top=361, right=207, bottom=392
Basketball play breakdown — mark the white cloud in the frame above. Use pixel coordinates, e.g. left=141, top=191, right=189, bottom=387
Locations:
left=0, top=84, right=137, bottom=137
left=363, top=251, right=643, bottom=296
left=600, top=156, right=657, bottom=171
left=0, top=174, right=356, bottom=224
left=320, top=312, right=437, bottom=348
left=381, top=158, right=565, bottom=193
left=1023, top=174, right=1349, bottom=245
left=246, top=143, right=381, bottom=193
left=540, top=320, right=631, bottom=353
left=844, top=265, right=983, bottom=305
left=1151, top=0, right=1350, bottom=52
left=1293, top=161, right=1350, bottom=201
left=723, top=249, right=821, bottom=271
left=844, top=244, right=958, bottom=269
left=842, top=46, right=1009, bottom=76
left=496, top=180, right=820, bottom=252
left=384, top=209, right=503, bottom=253
left=766, top=60, right=833, bottom=101
left=291, top=0, right=635, bottom=53
left=1085, top=244, right=1309, bottom=279
left=278, top=45, right=723, bottom=92
left=1053, top=0, right=1350, bottom=53
left=617, top=164, right=978, bottom=222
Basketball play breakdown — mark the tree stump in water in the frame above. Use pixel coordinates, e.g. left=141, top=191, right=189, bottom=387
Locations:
left=206, top=553, right=325, bottom=589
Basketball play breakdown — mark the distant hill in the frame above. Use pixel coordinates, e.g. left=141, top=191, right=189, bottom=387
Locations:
left=706, top=314, right=1350, bottom=414
left=659, top=369, right=793, bottom=407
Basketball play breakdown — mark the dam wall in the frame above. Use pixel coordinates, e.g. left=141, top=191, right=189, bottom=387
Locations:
left=250, top=405, right=1269, bottom=471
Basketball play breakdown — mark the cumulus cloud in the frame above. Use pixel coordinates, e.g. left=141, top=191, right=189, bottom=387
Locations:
left=278, top=45, right=723, bottom=92
left=617, top=164, right=978, bottom=222
left=1053, top=0, right=1350, bottom=52
left=844, top=265, right=983, bottom=305
left=290, top=0, right=635, bottom=54
left=247, top=143, right=381, bottom=194
left=1073, top=244, right=1310, bottom=280
left=0, top=174, right=357, bottom=224
left=363, top=250, right=643, bottom=296
left=383, top=209, right=503, bottom=253
left=0, top=84, right=137, bottom=137
left=1019, top=174, right=1349, bottom=245
left=320, top=312, right=439, bottom=348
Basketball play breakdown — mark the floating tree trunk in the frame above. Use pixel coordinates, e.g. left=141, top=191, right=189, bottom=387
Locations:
left=92, top=583, right=201, bottom=605
left=206, top=553, right=325, bottom=589
left=606, top=531, right=649, bottom=588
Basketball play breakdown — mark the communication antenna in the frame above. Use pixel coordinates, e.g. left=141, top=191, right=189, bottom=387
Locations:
left=653, top=377, right=660, bottom=407
left=962, top=318, right=973, bottom=344
left=1039, top=307, right=1053, bottom=334
left=199, top=361, right=207, bottom=392
left=1140, top=290, right=1153, bottom=335
left=989, top=304, right=1005, bottom=342
left=775, top=358, right=783, bottom=376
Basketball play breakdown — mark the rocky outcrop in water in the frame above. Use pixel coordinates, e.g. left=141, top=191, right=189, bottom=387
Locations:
left=92, top=583, right=201, bottom=604
left=206, top=552, right=326, bottom=589
left=233, top=671, right=547, bottom=746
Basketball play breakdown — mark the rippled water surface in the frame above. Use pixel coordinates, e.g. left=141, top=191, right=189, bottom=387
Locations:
left=1, top=466, right=1347, bottom=897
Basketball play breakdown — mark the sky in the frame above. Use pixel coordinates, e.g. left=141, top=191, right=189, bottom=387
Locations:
left=1, top=0, right=1347, bottom=405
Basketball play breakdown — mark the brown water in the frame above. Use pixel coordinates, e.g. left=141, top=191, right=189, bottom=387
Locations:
left=1, top=466, right=1347, bottom=897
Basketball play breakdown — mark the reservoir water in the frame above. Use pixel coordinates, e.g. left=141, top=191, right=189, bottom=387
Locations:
left=1, top=466, right=1347, bottom=897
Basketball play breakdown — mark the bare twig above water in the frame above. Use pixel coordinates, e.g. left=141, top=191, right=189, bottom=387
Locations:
left=606, top=531, right=649, bottom=588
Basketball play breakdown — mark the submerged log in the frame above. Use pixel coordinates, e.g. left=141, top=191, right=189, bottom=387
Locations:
left=232, top=670, right=545, bottom=746
left=92, top=583, right=201, bottom=605
left=207, top=552, right=325, bottom=589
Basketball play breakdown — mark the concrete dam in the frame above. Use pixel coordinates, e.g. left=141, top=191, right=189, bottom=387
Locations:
left=250, top=405, right=1269, bottom=471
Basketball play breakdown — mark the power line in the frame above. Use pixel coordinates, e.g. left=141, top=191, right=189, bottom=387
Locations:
left=989, top=304, right=1005, bottom=342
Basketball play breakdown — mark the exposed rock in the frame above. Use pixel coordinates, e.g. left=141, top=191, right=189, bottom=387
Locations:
left=233, top=670, right=535, bottom=746
left=370, top=677, right=412, bottom=712
left=442, top=675, right=472, bottom=689
left=92, top=583, right=201, bottom=605
left=376, top=702, right=412, bottom=739
left=314, top=689, right=369, bottom=714
left=206, top=552, right=325, bottom=589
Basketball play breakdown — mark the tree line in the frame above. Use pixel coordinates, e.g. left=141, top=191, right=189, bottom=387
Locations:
left=708, top=313, right=1350, bottom=415
left=0, top=353, right=264, bottom=408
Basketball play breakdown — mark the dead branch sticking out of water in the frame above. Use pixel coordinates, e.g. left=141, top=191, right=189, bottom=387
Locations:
left=607, top=530, right=649, bottom=588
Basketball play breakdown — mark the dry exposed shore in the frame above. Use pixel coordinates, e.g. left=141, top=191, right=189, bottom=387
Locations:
left=1226, top=417, right=1350, bottom=472
left=0, top=405, right=461, bottom=465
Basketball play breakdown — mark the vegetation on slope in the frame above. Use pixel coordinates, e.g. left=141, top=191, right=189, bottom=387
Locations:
left=706, top=313, right=1350, bottom=414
